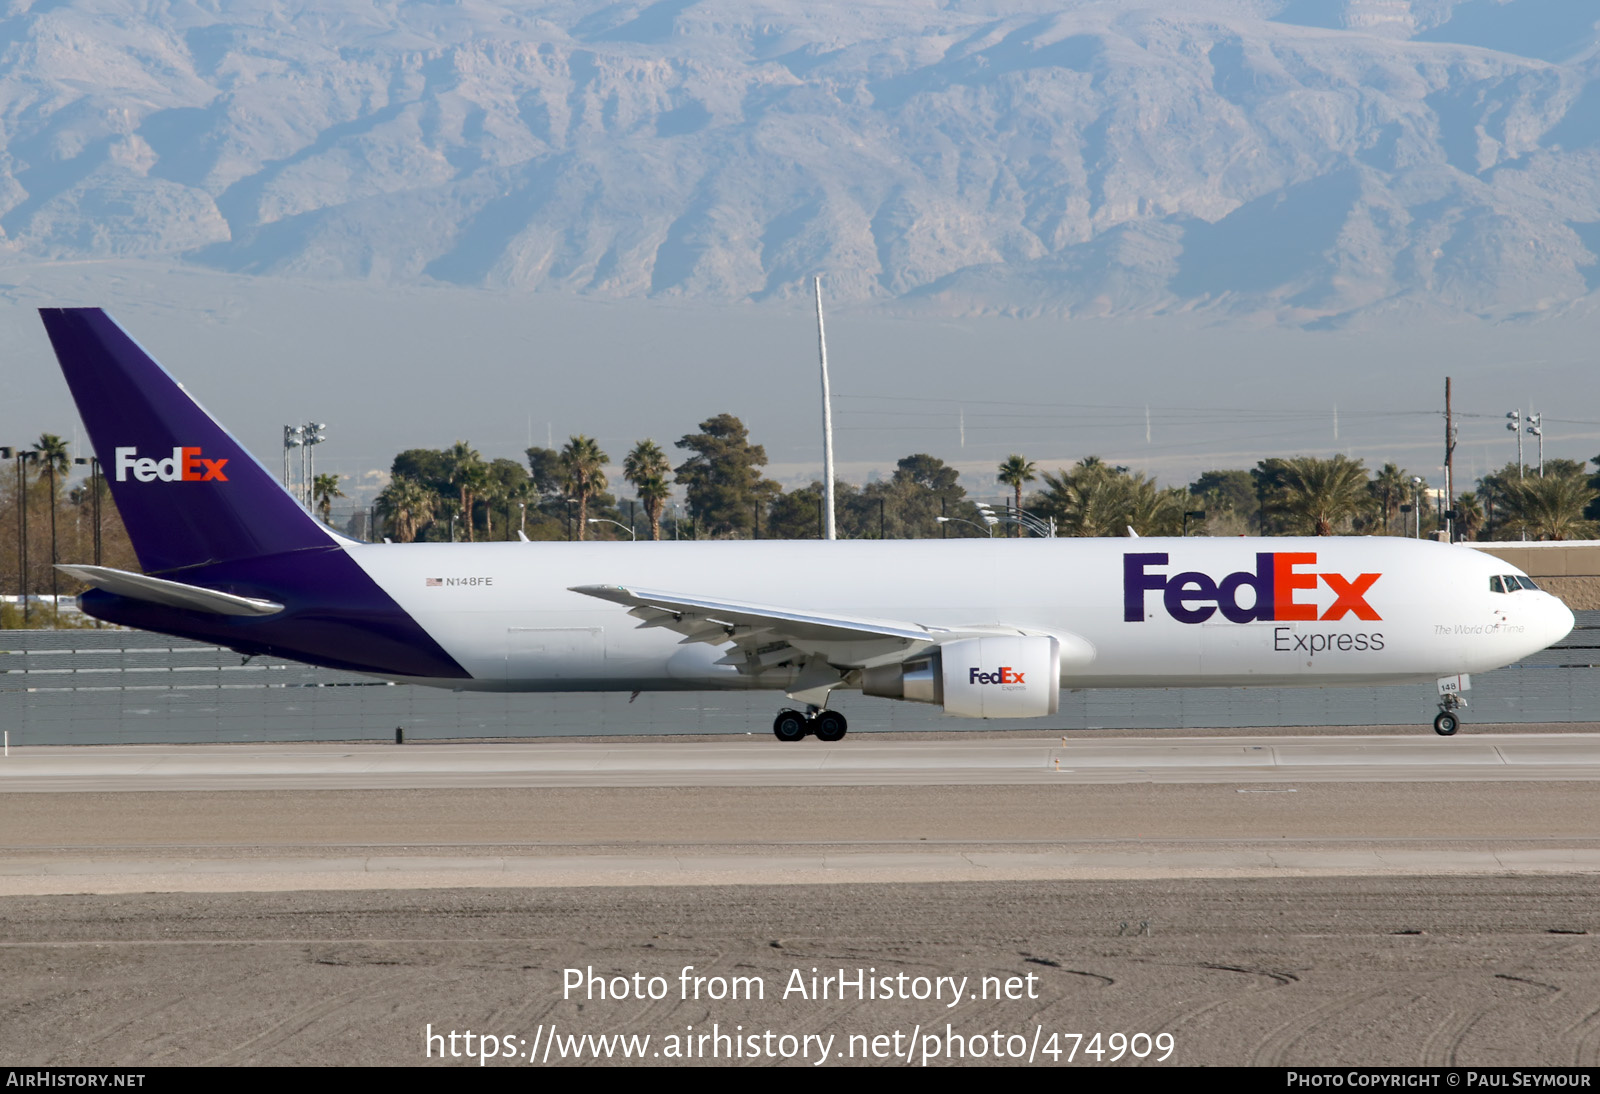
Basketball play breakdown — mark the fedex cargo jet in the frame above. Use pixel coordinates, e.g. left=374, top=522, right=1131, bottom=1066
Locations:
left=39, top=308, right=1574, bottom=740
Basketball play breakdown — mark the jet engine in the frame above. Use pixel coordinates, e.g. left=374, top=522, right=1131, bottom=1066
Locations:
left=862, top=635, right=1061, bottom=718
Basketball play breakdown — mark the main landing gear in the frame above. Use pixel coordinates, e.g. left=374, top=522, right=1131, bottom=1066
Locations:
left=1433, top=693, right=1465, bottom=737
left=771, top=707, right=849, bottom=742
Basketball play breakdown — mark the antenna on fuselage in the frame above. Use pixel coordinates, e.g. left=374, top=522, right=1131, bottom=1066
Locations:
left=815, top=274, right=837, bottom=541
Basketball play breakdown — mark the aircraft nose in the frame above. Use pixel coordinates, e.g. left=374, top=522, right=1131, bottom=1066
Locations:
left=1541, top=594, right=1576, bottom=648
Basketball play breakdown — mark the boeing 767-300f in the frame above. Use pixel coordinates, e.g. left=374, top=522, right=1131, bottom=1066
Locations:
left=38, top=308, right=1575, bottom=739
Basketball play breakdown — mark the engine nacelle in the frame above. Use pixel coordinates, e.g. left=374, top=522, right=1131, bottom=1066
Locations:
left=862, top=635, right=1061, bottom=719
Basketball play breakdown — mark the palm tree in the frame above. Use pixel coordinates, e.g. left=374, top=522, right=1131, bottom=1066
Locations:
left=1498, top=474, right=1599, bottom=541
left=996, top=454, right=1037, bottom=537
left=1369, top=463, right=1409, bottom=536
left=374, top=475, right=436, bottom=543
left=312, top=473, right=345, bottom=524
left=447, top=441, right=485, bottom=542
left=34, top=433, right=69, bottom=609
left=1453, top=491, right=1484, bottom=542
left=623, top=439, right=672, bottom=540
left=560, top=435, right=609, bottom=540
left=1123, top=477, right=1188, bottom=537
left=1279, top=455, right=1370, bottom=536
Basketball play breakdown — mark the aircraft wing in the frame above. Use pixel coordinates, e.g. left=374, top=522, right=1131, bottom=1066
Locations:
left=567, top=583, right=941, bottom=671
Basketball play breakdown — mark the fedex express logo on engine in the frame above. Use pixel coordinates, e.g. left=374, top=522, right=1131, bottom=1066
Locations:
left=1124, top=552, right=1380, bottom=624
left=970, top=666, right=1026, bottom=686
left=114, top=447, right=229, bottom=483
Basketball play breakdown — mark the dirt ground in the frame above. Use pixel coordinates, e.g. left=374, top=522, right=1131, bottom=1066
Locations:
left=3, top=876, right=1599, bottom=1067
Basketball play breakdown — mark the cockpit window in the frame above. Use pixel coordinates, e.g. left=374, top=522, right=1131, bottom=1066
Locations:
left=1492, top=574, right=1540, bottom=592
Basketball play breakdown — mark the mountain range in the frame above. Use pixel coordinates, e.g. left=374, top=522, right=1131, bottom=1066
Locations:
left=2, top=0, right=1599, bottom=324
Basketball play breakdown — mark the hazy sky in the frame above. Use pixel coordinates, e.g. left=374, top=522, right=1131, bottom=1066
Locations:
left=3, top=260, right=1598, bottom=502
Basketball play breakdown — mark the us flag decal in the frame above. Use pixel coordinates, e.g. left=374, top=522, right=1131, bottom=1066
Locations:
left=425, top=577, right=442, bottom=587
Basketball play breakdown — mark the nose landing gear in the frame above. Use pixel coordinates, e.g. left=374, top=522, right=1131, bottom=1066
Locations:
left=770, top=706, right=849, bottom=742
left=1433, top=693, right=1465, bottom=736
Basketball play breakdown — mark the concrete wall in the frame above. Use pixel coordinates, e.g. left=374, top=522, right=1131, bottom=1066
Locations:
left=1469, top=542, right=1600, bottom=609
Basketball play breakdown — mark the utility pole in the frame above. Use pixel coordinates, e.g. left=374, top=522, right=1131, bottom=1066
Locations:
left=1444, top=378, right=1456, bottom=542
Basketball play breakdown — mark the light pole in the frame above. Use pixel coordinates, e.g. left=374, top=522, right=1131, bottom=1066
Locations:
left=5, top=448, right=37, bottom=622
left=72, top=456, right=102, bottom=566
left=587, top=518, right=637, bottom=540
left=301, top=422, right=327, bottom=509
left=1528, top=413, right=1543, bottom=477
left=937, top=516, right=995, bottom=538
left=1410, top=477, right=1423, bottom=539
left=980, top=501, right=1054, bottom=537
left=44, top=451, right=60, bottom=613
left=1183, top=509, right=1207, bottom=537
left=1, top=447, right=17, bottom=619
left=1506, top=411, right=1523, bottom=479
left=283, top=425, right=303, bottom=498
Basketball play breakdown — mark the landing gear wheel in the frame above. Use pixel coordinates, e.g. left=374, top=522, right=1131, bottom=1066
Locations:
left=1433, top=711, right=1459, bottom=737
left=772, top=709, right=808, bottom=742
left=814, top=711, right=848, bottom=742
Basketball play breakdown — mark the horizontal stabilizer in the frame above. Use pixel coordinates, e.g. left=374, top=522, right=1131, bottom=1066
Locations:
left=57, top=565, right=284, bottom=617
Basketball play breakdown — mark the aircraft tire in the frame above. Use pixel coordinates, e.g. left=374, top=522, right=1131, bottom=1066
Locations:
left=773, top=709, right=809, bottom=742
left=814, top=711, right=848, bottom=742
left=1433, top=711, right=1459, bottom=736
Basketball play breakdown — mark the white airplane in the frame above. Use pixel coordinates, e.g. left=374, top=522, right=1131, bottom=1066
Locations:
left=40, top=308, right=1575, bottom=740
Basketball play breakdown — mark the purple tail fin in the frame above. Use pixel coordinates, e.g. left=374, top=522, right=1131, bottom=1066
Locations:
left=39, top=308, right=334, bottom=575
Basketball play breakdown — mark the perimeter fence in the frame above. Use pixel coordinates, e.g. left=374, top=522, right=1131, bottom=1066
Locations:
left=1, top=616, right=1597, bottom=745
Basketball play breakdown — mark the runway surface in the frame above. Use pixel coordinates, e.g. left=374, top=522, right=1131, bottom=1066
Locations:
left=5, top=731, right=1600, bottom=791
left=7, top=730, right=1600, bottom=1066
left=4, top=732, right=1600, bottom=894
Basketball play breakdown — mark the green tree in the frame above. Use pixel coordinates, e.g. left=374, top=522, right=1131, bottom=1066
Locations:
left=1475, top=461, right=1584, bottom=539
left=482, top=458, right=531, bottom=540
left=1369, top=463, right=1410, bottom=536
left=312, top=473, right=345, bottom=524
left=996, top=455, right=1037, bottom=537
left=623, top=440, right=672, bottom=540
left=849, top=455, right=974, bottom=539
left=1453, top=491, right=1485, bottom=542
left=33, top=434, right=70, bottom=485
left=1036, top=458, right=1182, bottom=537
left=1274, top=455, right=1370, bottom=536
left=766, top=480, right=865, bottom=539
left=374, top=475, right=436, bottom=543
left=674, top=414, right=779, bottom=538
left=391, top=448, right=454, bottom=495
left=1187, top=469, right=1257, bottom=536
left=560, top=435, right=609, bottom=540
left=34, top=433, right=70, bottom=602
left=447, top=441, right=487, bottom=542
left=1497, top=470, right=1599, bottom=541
left=524, top=447, right=566, bottom=498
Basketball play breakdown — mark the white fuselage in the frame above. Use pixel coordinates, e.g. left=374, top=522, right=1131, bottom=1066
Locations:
left=342, top=535, right=1574, bottom=694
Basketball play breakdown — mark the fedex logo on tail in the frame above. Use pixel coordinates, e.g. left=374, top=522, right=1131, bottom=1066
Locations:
left=115, top=447, right=229, bottom=483
left=1124, top=552, right=1380, bottom=624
